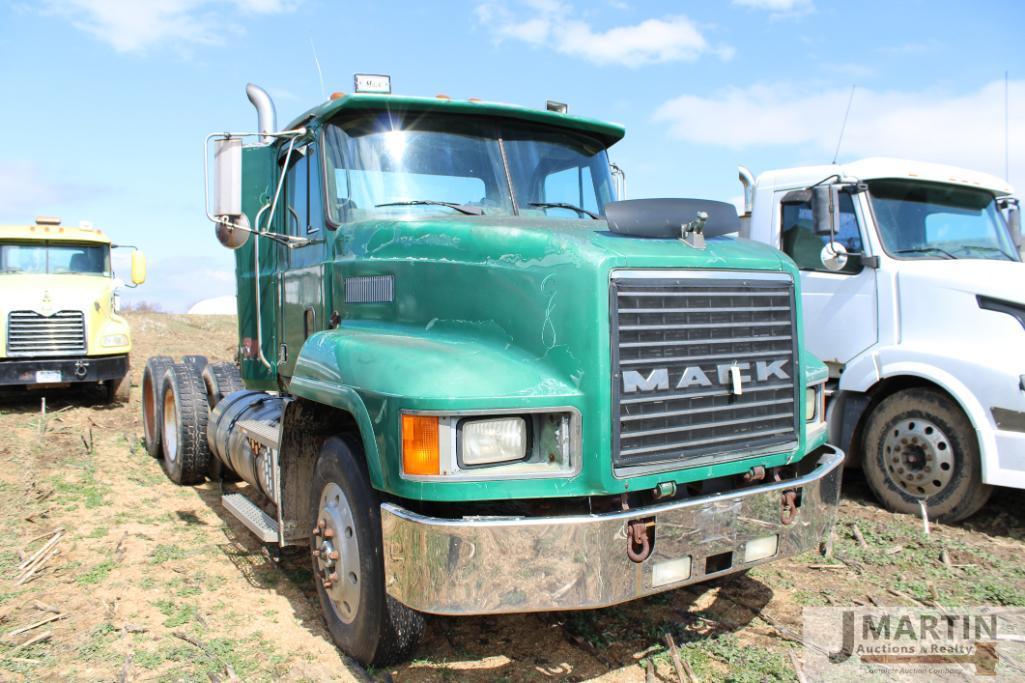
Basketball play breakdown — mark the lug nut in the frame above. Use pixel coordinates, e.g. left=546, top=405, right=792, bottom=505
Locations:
left=323, top=528, right=335, bottom=539
left=312, top=527, right=321, bottom=536
left=329, top=572, right=339, bottom=583
left=329, top=551, right=339, bottom=560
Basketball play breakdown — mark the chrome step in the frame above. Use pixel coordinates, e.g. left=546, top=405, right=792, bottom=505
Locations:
left=235, top=418, right=280, bottom=449
left=222, top=492, right=278, bottom=543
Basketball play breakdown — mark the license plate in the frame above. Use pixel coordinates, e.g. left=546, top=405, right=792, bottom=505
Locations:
left=35, top=370, right=61, bottom=383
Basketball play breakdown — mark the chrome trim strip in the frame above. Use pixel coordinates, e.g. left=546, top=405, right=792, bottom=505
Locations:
left=382, top=446, right=844, bottom=615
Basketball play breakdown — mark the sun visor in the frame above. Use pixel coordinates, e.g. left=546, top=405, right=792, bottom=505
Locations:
left=604, top=199, right=740, bottom=239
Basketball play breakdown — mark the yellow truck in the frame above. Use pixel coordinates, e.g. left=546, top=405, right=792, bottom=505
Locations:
left=0, top=217, right=145, bottom=402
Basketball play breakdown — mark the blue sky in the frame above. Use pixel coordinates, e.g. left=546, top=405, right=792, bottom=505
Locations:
left=1, top=0, right=1022, bottom=311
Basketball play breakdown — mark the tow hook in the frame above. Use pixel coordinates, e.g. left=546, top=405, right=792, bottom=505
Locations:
left=73, top=361, right=88, bottom=379
left=780, top=489, right=799, bottom=525
left=626, top=517, right=655, bottom=563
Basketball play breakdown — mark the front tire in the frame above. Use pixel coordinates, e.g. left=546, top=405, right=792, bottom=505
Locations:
left=159, top=363, right=211, bottom=485
left=862, top=388, right=992, bottom=522
left=309, top=436, right=424, bottom=666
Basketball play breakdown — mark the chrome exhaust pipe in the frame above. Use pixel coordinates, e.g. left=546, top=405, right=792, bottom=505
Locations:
left=738, top=165, right=755, bottom=216
left=246, top=83, right=277, bottom=144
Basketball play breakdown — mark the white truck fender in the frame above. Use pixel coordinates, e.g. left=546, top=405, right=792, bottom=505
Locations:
left=839, top=349, right=995, bottom=482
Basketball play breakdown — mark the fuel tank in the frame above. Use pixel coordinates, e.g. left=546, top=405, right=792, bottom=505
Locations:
left=208, top=390, right=283, bottom=502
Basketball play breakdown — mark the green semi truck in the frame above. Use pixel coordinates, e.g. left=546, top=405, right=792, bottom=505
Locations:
left=143, top=76, right=844, bottom=665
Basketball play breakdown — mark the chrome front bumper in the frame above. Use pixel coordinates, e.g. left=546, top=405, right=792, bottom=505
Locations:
left=381, top=445, right=844, bottom=616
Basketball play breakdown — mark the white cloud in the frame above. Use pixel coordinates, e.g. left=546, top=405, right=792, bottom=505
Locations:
left=732, top=0, right=812, bottom=13
left=0, top=162, right=93, bottom=221
left=476, top=1, right=732, bottom=67
left=653, top=80, right=1025, bottom=188
left=120, top=253, right=235, bottom=313
left=40, top=0, right=297, bottom=53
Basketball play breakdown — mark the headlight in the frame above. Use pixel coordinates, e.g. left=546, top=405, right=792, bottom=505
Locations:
left=805, top=383, right=825, bottom=423
left=460, top=417, right=528, bottom=466
left=102, top=333, right=129, bottom=347
left=401, top=410, right=577, bottom=479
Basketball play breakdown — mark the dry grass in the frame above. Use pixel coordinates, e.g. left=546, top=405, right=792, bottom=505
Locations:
left=0, top=312, right=1023, bottom=681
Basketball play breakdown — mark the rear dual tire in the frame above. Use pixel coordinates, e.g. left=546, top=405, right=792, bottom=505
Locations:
left=159, top=363, right=212, bottom=485
left=142, top=357, right=175, bottom=457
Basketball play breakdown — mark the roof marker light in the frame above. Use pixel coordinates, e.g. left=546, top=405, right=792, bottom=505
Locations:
left=329, top=91, right=346, bottom=100
left=353, top=73, right=391, bottom=94
left=435, top=93, right=451, bottom=100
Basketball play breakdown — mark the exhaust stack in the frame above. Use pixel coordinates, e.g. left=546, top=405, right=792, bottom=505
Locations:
left=738, top=165, right=755, bottom=216
left=246, top=83, right=277, bottom=144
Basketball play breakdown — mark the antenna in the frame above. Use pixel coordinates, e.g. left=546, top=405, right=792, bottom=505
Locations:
left=832, top=85, right=856, bottom=165
left=1005, top=70, right=1010, bottom=181
left=311, top=38, right=326, bottom=101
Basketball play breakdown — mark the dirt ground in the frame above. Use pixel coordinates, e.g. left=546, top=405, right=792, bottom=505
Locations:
left=2, top=312, right=1025, bottom=682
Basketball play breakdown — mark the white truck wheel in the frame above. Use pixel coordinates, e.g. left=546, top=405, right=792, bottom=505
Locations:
left=862, top=388, right=992, bottom=522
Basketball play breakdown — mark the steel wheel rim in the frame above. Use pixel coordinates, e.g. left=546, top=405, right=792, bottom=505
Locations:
left=162, top=390, right=178, bottom=463
left=313, top=482, right=361, bottom=624
left=883, top=417, right=954, bottom=497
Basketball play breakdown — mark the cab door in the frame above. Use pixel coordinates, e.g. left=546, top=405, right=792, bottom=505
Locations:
left=776, top=190, right=878, bottom=367
left=279, top=141, right=327, bottom=379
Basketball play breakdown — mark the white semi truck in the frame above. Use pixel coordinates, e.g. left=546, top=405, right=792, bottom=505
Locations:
left=740, top=158, right=1023, bottom=521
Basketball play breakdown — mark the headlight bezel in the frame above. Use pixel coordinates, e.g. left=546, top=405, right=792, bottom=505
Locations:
left=400, top=407, right=580, bottom=481
left=978, top=295, right=1025, bottom=330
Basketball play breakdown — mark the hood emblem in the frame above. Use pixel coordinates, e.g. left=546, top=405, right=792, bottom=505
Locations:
left=622, top=360, right=789, bottom=394
left=40, top=290, right=54, bottom=316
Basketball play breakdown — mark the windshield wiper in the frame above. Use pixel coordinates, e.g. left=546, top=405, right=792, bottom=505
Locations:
left=529, top=202, right=599, bottom=219
left=894, top=247, right=956, bottom=260
left=375, top=200, right=483, bottom=216
left=953, top=245, right=1016, bottom=261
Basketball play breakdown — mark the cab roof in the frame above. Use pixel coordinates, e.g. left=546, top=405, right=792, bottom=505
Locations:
left=287, top=93, right=626, bottom=148
left=756, top=157, right=1014, bottom=196
left=0, top=223, right=111, bottom=244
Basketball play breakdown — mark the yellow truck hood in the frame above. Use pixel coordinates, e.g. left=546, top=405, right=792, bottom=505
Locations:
left=0, top=274, right=131, bottom=359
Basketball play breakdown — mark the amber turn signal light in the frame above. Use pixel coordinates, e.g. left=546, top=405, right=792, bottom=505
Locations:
left=402, top=415, right=439, bottom=476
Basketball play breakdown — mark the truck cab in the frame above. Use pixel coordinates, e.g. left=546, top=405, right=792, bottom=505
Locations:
left=146, top=78, right=843, bottom=666
left=0, top=217, right=145, bottom=401
left=741, top=157, right=1023, bottom=521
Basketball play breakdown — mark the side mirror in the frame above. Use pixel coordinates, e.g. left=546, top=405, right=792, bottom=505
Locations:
left=213, top=138, right=243, bottom=217
left=212, top=137, right=250, bottom=249
left=820, top=242, right=848, bottom=271
left=130, top=250, right=146, bottom=285
left=811, top=184, right=838, bottom=236
left=1001, top=197, right=1021, bottom=248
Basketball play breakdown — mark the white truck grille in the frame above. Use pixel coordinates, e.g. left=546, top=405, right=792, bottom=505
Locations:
left=611, top=271, right=799, bottom=471
left=6, top=311, right=87, bottom=357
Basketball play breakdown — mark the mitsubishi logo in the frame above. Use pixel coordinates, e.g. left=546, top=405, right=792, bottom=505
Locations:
left=622, top=360, right=789, bottom=394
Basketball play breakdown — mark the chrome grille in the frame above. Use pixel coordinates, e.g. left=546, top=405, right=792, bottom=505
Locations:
left=7, top=311, right=87, bottom=357
left=611, top=271, right=798, bottom=471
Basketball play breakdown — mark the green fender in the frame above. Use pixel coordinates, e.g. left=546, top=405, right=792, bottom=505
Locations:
left=287, top=320, right=582, bottom=491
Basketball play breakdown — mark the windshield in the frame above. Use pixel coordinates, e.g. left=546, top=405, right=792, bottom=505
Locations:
left=869, top=180, right=1019, bottom=261
left=0, top=241, right=111, bottom=276
left=323, top=112, right=615, bottom=223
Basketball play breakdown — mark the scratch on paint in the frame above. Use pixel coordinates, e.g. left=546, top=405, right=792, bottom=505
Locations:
left=540, top=273, right=557, bottom=353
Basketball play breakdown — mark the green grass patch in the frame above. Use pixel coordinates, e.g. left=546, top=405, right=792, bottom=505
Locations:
left=77, top=558, right=116, bottom=586
left=151, top=543, right=187, bottom=564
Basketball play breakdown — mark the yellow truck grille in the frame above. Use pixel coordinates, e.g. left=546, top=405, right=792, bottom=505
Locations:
left=6, top=311, right=87, bottom=357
